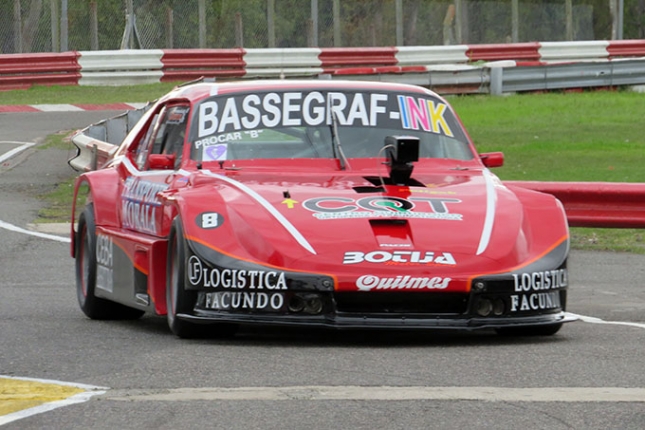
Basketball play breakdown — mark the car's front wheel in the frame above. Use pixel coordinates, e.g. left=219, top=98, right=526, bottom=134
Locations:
left=76, top=204, right=144, bottom=320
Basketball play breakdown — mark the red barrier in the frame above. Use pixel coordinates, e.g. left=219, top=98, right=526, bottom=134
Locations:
left=506, top=181, right=645, bottom=228
left=0, top=52, right=80, bottom=90
left=319, top=47, right=397, bottom=73
left=607, top=40, right=645, bottom=58
left=467, top=43, right=541, bottom=62
left=160, top=49, right=246, bottom=82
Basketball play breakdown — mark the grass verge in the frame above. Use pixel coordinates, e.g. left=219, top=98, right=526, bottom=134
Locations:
left=0, top=83, right=179, bottom=105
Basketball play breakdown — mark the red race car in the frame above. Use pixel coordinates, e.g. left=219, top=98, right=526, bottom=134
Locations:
left=70, top=79, right=574, bottom=338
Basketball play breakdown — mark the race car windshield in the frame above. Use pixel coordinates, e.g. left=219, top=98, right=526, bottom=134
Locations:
left=188, top=89, right=474, bottom=162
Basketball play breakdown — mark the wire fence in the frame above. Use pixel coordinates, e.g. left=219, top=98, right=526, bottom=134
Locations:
left=0, top=0, right=636, bottom=54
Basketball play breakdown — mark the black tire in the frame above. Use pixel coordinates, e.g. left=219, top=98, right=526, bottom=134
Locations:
left=166, top=217, right=238, bottom=339
left=495, top=323, right=563, bottom=337
left=76, top=204, right=145, bottom=320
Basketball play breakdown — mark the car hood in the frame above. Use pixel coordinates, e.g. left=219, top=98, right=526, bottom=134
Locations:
left=179, top=168, right=567, bottom=292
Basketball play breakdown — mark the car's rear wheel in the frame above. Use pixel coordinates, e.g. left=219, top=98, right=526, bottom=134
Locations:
left=76, top=204, right=145, bottom=320
left=166, top=217, right=238, bottom=339
left=495, top=323, right=563, bottom=336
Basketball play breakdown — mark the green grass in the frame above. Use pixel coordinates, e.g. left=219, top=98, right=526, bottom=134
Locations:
left=34, top=132, right=79, bottom=222
left=451, top=91, right=645, bottom=253
left=37, top=176, right=76, bottom=222
left=449, top=91, right=645, bottom=182
left=6, top=85, right=644, bottom=253
left=0, top=83, right=179, bottom=105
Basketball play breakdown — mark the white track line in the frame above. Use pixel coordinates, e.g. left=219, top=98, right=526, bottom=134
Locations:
left=567, top=312, right=645, bottom=330
left=106, top=385, right=645, bottom=402
left=0, top=376, right=107, bottom=426
left=0, top=220, right=70, bottom=243
left=1, top=142, right=71, bottom=243
left=0, top=142, right=35, bottom=164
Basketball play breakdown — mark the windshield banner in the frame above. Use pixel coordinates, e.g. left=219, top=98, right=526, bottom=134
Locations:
left=191, top=90, right=463, bottom=143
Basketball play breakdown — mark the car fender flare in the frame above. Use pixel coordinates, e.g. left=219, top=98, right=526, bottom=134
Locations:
left=70, top=170, right=121, bottom=257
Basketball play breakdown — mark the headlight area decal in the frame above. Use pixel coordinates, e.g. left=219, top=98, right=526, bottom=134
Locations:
left=467, top=234, right=569, bottom=290
left=184, top=234, right=335, bottom=280
left=509, top=268, right=567, bottom=313
left=185, top=238, right=336, bottom=314
left=467, top=237, right=569, bottom=316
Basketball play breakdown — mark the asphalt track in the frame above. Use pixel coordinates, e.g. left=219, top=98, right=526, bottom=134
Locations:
left=1, top=109, right=644, bottom=429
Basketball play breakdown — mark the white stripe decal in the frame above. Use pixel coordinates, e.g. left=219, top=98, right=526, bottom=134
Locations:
left=200, top=169, right=316, bottom=255
left=476, top=169, right=497, bottom=255
left=121, top=156, right=179, bottom=177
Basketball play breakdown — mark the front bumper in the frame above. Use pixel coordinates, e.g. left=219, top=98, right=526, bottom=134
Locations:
left=178, top=310, right=576, bottom=330
left=179, top=290, right=576, bottom=330
left=182, top=240, right=573, bottom=331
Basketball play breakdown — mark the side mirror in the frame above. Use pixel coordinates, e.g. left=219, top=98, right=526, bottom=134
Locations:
left=148, top=153, right=176, bottom=170
left=480, top=152, right=504, bottom=168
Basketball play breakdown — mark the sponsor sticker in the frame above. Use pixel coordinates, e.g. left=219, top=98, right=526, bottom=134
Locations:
left=303, top=196, right=462, bottom=221
left=187, top=255, right=287, bottom=290
left=204, top=291, right=285, bottom=312
left=510, top=291, right=562, bottom=312
left=507, top=269, right=567, bottom=313
left=356, top=274, right=451, bottom=291
left=513, top=269, right=568, bottom=292
left=192, top=90, right=463, bottom=142
left=121, top=177, right=168, bottom=235
left=343, top=251, right=456, bottom=266
left=202, top=143, right=228, bottom=161
left=166, top=107, right=189, bottom=124
left=95, top=233, right=113, bottom=293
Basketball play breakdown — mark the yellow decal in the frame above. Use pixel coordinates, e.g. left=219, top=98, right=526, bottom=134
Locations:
left=427, top=101, right=454, bottom=137
left=282, top=198, right=298, bottom=209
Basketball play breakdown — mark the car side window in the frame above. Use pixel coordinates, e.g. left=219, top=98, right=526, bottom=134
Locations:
left=134, top=112, right=160, bottom=170
left=154, top=105, right=190, bottom=169
left=134, top=105, right=190, bottom=171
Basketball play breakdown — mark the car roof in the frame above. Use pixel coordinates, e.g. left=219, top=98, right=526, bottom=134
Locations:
left=165, top=79, right=440, bottom=103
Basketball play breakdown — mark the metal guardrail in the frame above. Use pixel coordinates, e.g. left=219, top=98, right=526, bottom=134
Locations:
left=490, top=58, right=645, bottom=94
left=340, top=58, right=645, bottom=95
